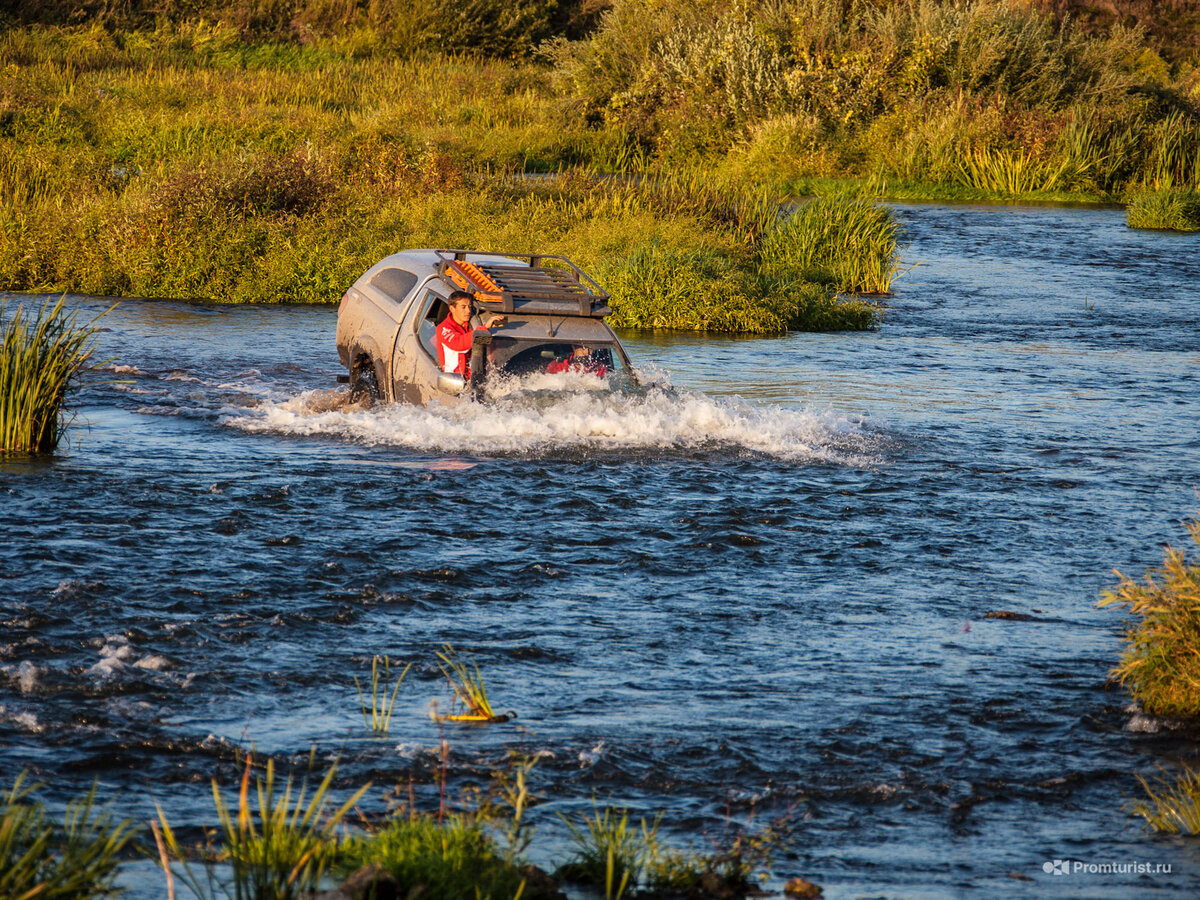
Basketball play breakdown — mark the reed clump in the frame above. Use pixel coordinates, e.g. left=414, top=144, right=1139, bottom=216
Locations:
left=354, top=655, right=411, bottom=734
left=759, top=195, right=900, bottom=295
left=555, top=805, right=659, bottom=900
left=338, top=813, right=533, bottom=899
left=437, top=643, right=502, bottom=721
left=1, top=772, right=137, bottom=900
left=1, top=298, right=106, bottom=453
left=1126, top=189, right=1200, bottom=231
left=154, top=757, right=370, bottom=900
left=1129, top=765, right=1200, bottom=834
left=1100, top=520, right=1200, bottom=718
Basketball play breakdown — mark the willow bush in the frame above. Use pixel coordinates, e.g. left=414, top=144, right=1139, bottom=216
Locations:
left=1100, top=521, right=1200, bottom=717
left=0, top=298, right=106, bottom=454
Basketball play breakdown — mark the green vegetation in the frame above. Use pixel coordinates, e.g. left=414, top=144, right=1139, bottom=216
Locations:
left=555, top=805, right=657, bottom=898
left=1100, top=520, right=1200, bottom=718
left=1130, top=765, right=1200, bottom=834
left=354, top=655, right=411, bottom=734
left=155, top=758, right=370, bottom=900
left=1, top=298, right=106, bottom=453
left=1, top=1, right=1195, bottom=326
left=339, top=813, right=532, bottom=899
left=437, top=643, right=503, bottom=720
left=1127, top=188, right=1200, bottom=230
left=554, top=0, right=1200, bottom=203
left=1, top=772, right=137, bottom=900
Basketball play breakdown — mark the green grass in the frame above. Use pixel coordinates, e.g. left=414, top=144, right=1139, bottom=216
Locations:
left=1, top=297, right=106, bottom=453
left=554, top=805, right=659, bottom=899
left=154, top=758, right=370, bottom=900
left=1129, top=765, right=1200, bottom=834
left=759, top=195, right=900, bottom=295
left=1100, top=520, right=1200, bottom=717
left=1, top=772, right=137, bottom=900
left=354, top=655, right=411, bottom=735
left=338, top=813, right=532, bottom=900
left=1126, top=189, right=1200, bottom=231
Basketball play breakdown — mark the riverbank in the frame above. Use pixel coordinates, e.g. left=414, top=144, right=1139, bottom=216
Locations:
left=2, top=5, right=1197, bottom=322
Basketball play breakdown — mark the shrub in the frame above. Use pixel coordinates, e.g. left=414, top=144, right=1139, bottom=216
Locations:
left=1100, top=520, right=1200, bottom=717
left=1, top=298, right=106, bottom=453
left=1126, top=189, right=1200, bottom=230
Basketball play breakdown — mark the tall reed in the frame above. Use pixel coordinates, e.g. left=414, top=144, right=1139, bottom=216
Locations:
left=354, top=655, right=411, bottom=734
left=1, top=298, right=106, bottom=453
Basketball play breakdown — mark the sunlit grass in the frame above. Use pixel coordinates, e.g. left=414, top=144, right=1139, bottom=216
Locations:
left=1100, top=520, right=1200, bottom=717
left=338, top=813, right=530, bottom=900
left=1, top=771, right=137, bottom=900
left=154, top=757, right=369, bottom=900
left=759, top=195, right=900, bottom=295
left=437, top=644, right=501, bottom=721
left=1, top=297, right=107, bottom=453
left=1126, top=189, right=1200, bottom=231
left=555, top=805, right=659, bottom=900
left=354, top=655, right=411, bottom=734
left=1129, top=765, right=1200, bottom=834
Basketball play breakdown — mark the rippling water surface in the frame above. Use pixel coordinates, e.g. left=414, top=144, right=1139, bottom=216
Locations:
left=3, top=203, right=1200, bottom=897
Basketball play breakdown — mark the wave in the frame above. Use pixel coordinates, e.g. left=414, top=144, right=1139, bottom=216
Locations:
left=224, top=374, right=883, bottom=465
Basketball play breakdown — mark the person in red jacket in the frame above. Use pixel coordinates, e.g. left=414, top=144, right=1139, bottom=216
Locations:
left=546, top=345, right=609, bottom=377
left=436, top=290, right=505, bottom=378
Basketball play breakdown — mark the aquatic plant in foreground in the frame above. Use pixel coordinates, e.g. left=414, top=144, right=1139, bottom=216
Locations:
left=154, top=758, right=369, bottom=900
left=1129, top=765, right=1200, bottom=834
left=1, top=298, right=106, bottom=453
left=1, top=771, right=137, bottom=900
left=555, top=804, right=660, bottom=899
left=1100, top=520, right=1200, bottom=717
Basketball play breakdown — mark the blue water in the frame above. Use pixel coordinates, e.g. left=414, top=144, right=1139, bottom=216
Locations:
left=2, top=202, right=1199, bottom=897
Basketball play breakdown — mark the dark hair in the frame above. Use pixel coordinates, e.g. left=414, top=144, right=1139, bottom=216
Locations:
left=448, top=290, right=474, bottom=305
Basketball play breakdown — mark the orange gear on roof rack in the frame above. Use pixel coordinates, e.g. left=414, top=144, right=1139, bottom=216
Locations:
left=445, top=259, right=503, bottom=301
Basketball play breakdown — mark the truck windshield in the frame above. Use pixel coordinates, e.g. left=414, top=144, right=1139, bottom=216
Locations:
left=490, top=340, right=622, bottom=378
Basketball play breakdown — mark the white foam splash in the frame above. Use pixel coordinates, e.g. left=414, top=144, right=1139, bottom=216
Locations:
left=225, top=381, right=880, bottom=465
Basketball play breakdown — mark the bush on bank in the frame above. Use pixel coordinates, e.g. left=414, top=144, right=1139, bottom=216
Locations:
left=1100, top=521, right=1200, bottom=718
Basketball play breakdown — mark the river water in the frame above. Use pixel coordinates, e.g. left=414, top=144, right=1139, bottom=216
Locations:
left=2, top=203, right=1199, bottom=897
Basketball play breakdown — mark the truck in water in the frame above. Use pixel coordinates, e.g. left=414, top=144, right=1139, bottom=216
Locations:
left=336, top=249, right=634, bottom=406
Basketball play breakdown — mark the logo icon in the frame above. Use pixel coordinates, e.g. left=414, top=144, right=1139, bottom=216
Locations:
left=1043, top=860, right=1070, bottom=876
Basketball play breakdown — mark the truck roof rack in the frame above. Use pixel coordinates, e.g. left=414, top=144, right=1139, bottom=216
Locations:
left=435, top=249, right=612, bottom=318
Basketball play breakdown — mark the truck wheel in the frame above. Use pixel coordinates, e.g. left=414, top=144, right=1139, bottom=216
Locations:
left=349, top=363, right=381, bottom=405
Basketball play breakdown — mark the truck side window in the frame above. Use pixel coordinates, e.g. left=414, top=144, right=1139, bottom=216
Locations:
left=416, top=290, right=450, bottom=359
